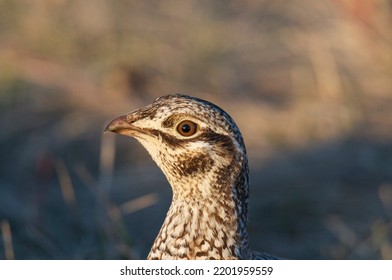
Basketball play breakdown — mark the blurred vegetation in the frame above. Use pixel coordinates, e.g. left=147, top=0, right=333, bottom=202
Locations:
left=0, top=0, right=391, bottom=259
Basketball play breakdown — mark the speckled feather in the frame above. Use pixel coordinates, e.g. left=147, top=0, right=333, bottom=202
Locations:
left=106, top=94, right=280, bottom=260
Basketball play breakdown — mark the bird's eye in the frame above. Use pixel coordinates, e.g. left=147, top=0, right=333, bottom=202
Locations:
left=176, top=120, right=198, bottom=137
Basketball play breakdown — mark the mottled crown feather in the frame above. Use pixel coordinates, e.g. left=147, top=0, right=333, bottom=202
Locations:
left=145, top=93, right=247, bottom=152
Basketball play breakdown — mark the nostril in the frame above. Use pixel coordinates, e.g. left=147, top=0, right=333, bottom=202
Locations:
left=126, top=109, right=145, bottom=123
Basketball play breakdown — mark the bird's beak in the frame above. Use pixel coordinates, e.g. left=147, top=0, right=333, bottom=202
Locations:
left=105, top=115, right=141, bottom=137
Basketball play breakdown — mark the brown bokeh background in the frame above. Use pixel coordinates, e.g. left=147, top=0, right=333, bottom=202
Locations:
left=0, top=0, right=391, bottom=259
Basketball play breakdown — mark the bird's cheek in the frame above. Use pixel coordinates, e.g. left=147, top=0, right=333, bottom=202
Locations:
left=136, top=138, right=162, bottom=160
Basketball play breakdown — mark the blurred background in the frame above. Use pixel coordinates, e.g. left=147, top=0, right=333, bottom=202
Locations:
left=0, top=0, right=392, bottom=259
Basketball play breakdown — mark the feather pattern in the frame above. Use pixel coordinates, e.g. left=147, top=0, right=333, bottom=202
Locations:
left=106, top=94, right=281, bottom=260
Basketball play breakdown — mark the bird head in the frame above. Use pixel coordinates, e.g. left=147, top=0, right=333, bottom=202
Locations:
left=105, top=94, right=249, bottom=207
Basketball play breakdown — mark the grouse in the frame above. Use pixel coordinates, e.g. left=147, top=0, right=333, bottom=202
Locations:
left=105, top=94, right=280, bottom=260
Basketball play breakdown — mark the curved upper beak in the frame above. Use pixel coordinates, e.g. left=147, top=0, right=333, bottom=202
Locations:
left=105, top=115, right=128, bottom=132
left=105, top=115, right=142, bottom=137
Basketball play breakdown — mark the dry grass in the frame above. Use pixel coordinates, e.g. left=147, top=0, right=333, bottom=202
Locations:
left=0, top=0, right=391, bottom=259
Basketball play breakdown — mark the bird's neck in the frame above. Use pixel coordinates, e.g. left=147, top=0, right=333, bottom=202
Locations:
left=146, top=141, right=252, bottom=259
left=148, top=170, right=252, bottom=260
left=148, top=199, right=251, bottom=259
